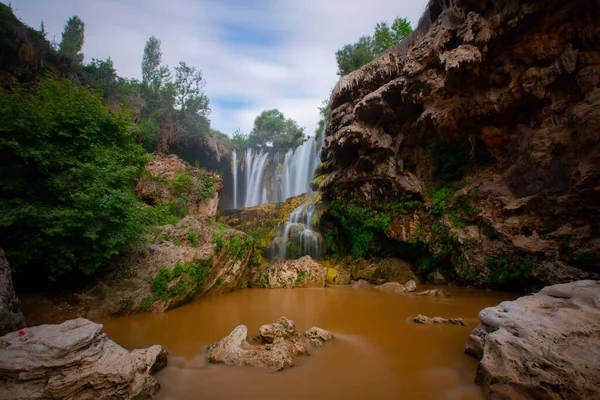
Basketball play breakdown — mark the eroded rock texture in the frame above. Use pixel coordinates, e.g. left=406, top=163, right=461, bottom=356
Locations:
left=0, top=318, right=167, bottom=399
left=0, top=249, right=25, bottom=336
left=207, top=317, right=334, bottom=371
left=465, top=280, right=600, bottom=399
left=318, top=0, right=600, bottom=287
left=250, top=256, right=327, bottom=288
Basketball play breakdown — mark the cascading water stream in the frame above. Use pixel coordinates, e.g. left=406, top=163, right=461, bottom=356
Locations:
left=279, top=195, right=321, bottom=261
left=281, top=136, right=318, bottom=200
left=243, top=148, right=269, bottom=208
left=232, top=150, right=237, bottom=209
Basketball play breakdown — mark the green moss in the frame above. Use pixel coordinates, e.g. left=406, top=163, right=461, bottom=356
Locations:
left=200, top=175, right=216, bottom=199
left=486, top=255, right=534, bottom=291
left=151, top=266, right=172, bottom=298
left=295, top=270, right=306, bottom=286
left=170, top=279, right=188, bottom=296
left=213, top=230, right=225, bottom=254
left=187, top=231, right=200, bottom=247
left=170, top=172, right=194, bottom=193
left=172, top=261, right=183, bottom=277
left=140, top=296, right=154, bottom=311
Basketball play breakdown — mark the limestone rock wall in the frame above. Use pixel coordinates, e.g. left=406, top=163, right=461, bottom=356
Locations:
left=318, top=0, right=600, bottom=287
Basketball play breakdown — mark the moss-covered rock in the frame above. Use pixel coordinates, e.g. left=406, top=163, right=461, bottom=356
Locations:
left=250, top=256, right=327, bottom=289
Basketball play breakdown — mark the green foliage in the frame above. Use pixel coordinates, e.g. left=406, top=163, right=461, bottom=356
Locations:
left=213, top=230, right=225, bottom=254
left=151, top=266, right=172, bottom=298
left=336, top=16, right=413, bottom=76
left=59, top=16, right=85, bottom=63
left=141, top=203, right=181, bottom=226
left=142, top=36, right=170, bottom=88
left=83, top=58, right=118, bottom=103
left=229, top=235, right=242, bottom=258
left=187, top=231, right=199, bottom=247
left=0, top=78, right=148, bottom=284
left=230, top=129, right=250, bottom=148
left=172, top=261, right=183, bottom=277
left=295, top=271, right=306, bottom=286
left=140, top=296, right=154, bottom=311
left=170, top=172, right=194, bottom=193
left=324, top=226, right=339, bottom=257
left=170, top=279, right=188, bottom=296
left=248, top=109, right=305, bottom=149
left=329, top=198, right=391, bottom=258
left=189, top=259, right=210, bottom=286
left=486, top=255, right=534, bottom=291
left=215, top=276, right=224, bottom=287
left=428, top=138, right=471, bottom=186
left=372, top=17, right=413, bottom=55
left=428, top=187, right=454, bottom=216
left=200, top=175, right=216, bottom=199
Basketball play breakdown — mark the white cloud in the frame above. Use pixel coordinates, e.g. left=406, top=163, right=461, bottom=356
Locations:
left=7, top=0, right=428, bottom=135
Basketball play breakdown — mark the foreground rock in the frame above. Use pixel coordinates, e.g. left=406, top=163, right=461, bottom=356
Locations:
left=466, top=280, right=600, bottom=399
left=374, top=280, right=417, bottom=293
left=409, top=315, right=467, bottom=327
left=0, top=249, right=25, bottom=336
left=0, top=318, right=167, bottom=399
left=75, top=215, right=253, bottom=320
left=324, top=257, right=419, bottom=285
left=207, top=317, right=334, bottom=371
left=250, top=256, right=327, bottom=289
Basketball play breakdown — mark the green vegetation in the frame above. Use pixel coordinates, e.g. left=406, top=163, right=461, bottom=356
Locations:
left=213, top=229, right=225, bottom=254
left=151, top=266, right=172, bottom=297
left=247, top=109, right=305, bottom=149
left=336, top=16, right=413, bottom=76
left=140, top=296, right=154, bottom=311
left=486, top=255, right=534, bottom=291
left=170, top=172, right=194, bottom=193
left=200, top=175, right=216, bottom=199
left=295, top=271, right=306, bottom=286
left=150, top=259, right=210, bottom=301
left=428, top=138, right=471, bottom=187
left=187, top=231, right=200, bottom=247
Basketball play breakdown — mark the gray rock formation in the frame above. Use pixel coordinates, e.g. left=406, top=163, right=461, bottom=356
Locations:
left=466, top=280, right=600, bottom=399
left=0, top=318, right=167, bottom=399
left=207, top=317, right=334, bottom=371
left=250, top=256, right=327, bottom=289
left=374, top=280, right=417, bottom=293
left=409, top=314, right=467, bottom=326
left=414, top=289, right=452, bottom=298
left=0, top=249, right=25, bottom=336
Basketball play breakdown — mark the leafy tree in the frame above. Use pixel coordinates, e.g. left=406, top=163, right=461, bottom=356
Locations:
left=83, top=57, right=118, bottom=103
left=0, top=78, right=149, bottom=286
left=230, top=128, right=249, bottom=147
left=58, top=16, right=85, bottom=63
left=142, top=36, right=170, bottom=89
left=335, top=16, right=413, bottom=76
left=372, top=17, right=412, bottom=55
left=248, top=109, right=305, bottom=149
left=174, top=61, right=206, bottom=113
left=335, top=36, right=374, bottom=76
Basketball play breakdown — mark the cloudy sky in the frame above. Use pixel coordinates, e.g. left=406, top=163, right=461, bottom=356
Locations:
left=7, top=0, right=428, bottom=136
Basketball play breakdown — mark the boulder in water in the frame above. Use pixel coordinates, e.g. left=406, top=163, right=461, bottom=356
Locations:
left=207, top=317, right=334, bottom=371
left=351, top=279, right=373, bottom=289
left=465, top=280, right=600, bottom=399
left=374, top=280, right=417, bottom=293
left=414, top=289, right=451, bottom=298
left=409, top=314, right=468, bottom=327
left=250, top=256, right=327, bottom=288
left=0, top=318, right=167, bottom=399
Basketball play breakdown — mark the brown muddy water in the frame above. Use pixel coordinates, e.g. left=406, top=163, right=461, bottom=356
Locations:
left=101, top=286, right=516, bottom=400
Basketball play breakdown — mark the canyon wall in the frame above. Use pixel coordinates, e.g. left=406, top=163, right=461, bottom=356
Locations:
left=317, top=0, right=600, bottom=289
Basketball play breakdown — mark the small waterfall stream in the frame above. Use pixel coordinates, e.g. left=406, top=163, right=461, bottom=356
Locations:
left=278, top=194, right=321, bottom=260
left=243, top=148, right=269, bottom=208
left=232, top=150, right=237, bottom=209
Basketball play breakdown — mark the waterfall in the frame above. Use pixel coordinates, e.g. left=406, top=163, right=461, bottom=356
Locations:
left=279, top=195, right=321, bottom=260
left=281, top=136, right=318, bottom=200
left=232, top=150, right=237, bottom=209
left=243, top=148, right=269, bottom=208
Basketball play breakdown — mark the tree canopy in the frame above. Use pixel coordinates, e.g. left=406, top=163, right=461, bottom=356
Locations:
left=58, top=16, right=85, bottom=63
left=248, top=109, right=305, bottom=149
left=335, top=16, right=413, bottom=76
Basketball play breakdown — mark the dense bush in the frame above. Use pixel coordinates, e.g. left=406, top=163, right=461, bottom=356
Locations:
left=0, top=78, right=148, bottom=285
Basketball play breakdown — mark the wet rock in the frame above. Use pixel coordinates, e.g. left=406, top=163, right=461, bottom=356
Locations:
left=0, top=249, right=25, bottom=336
left=414, top=289, right=452, bottom=298
left=0, top=318, right=167, bottom=399
left=351, top=279, right=372, bottom=289
left=409, top=315, right=468, bottom=327
left=250, top=256, right=327, bottom=289
left=348, top=258, right=418, bottom=284
left=465, top=280, right=600, bottom=399
left=136, top=154, right=222, bottom=219
left=431, top=271, right=447, bottom=285
left=326, top=267, right=352, bottom=285
left=375, top=280, right=417, bottom=294
left=207, top=317, right=334, bottom=371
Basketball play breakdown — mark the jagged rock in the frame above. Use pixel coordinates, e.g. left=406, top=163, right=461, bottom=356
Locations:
left=0, top=249, right=25, bottom=336
left=207, top=317, right=334, bottom=371
left=351, top=279, right=372, bottom=289
left=465, top=280, right=600, bottom=399
left=374, top=280, right=417, bottom=294
left=316, top=0, right=600, bottom=288
left=409, top=314, right=468, bottom=327
left=0, top=318, right=167, bottom=399
left=136, top=154, right=223, bottom=218
left=76, top=216, right=253, bottom=320
left=250, top=256, right=327, bottom=289
left=414, top=289, right=452, bottom=298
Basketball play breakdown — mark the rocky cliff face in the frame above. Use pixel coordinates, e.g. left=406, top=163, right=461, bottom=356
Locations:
left=0, top=249, right=25, bottom=336
left=318, top=0, right=600, bottom=289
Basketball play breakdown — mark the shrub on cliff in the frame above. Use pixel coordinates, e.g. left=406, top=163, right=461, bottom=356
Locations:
left=0, top=78, right=148, bottom=286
